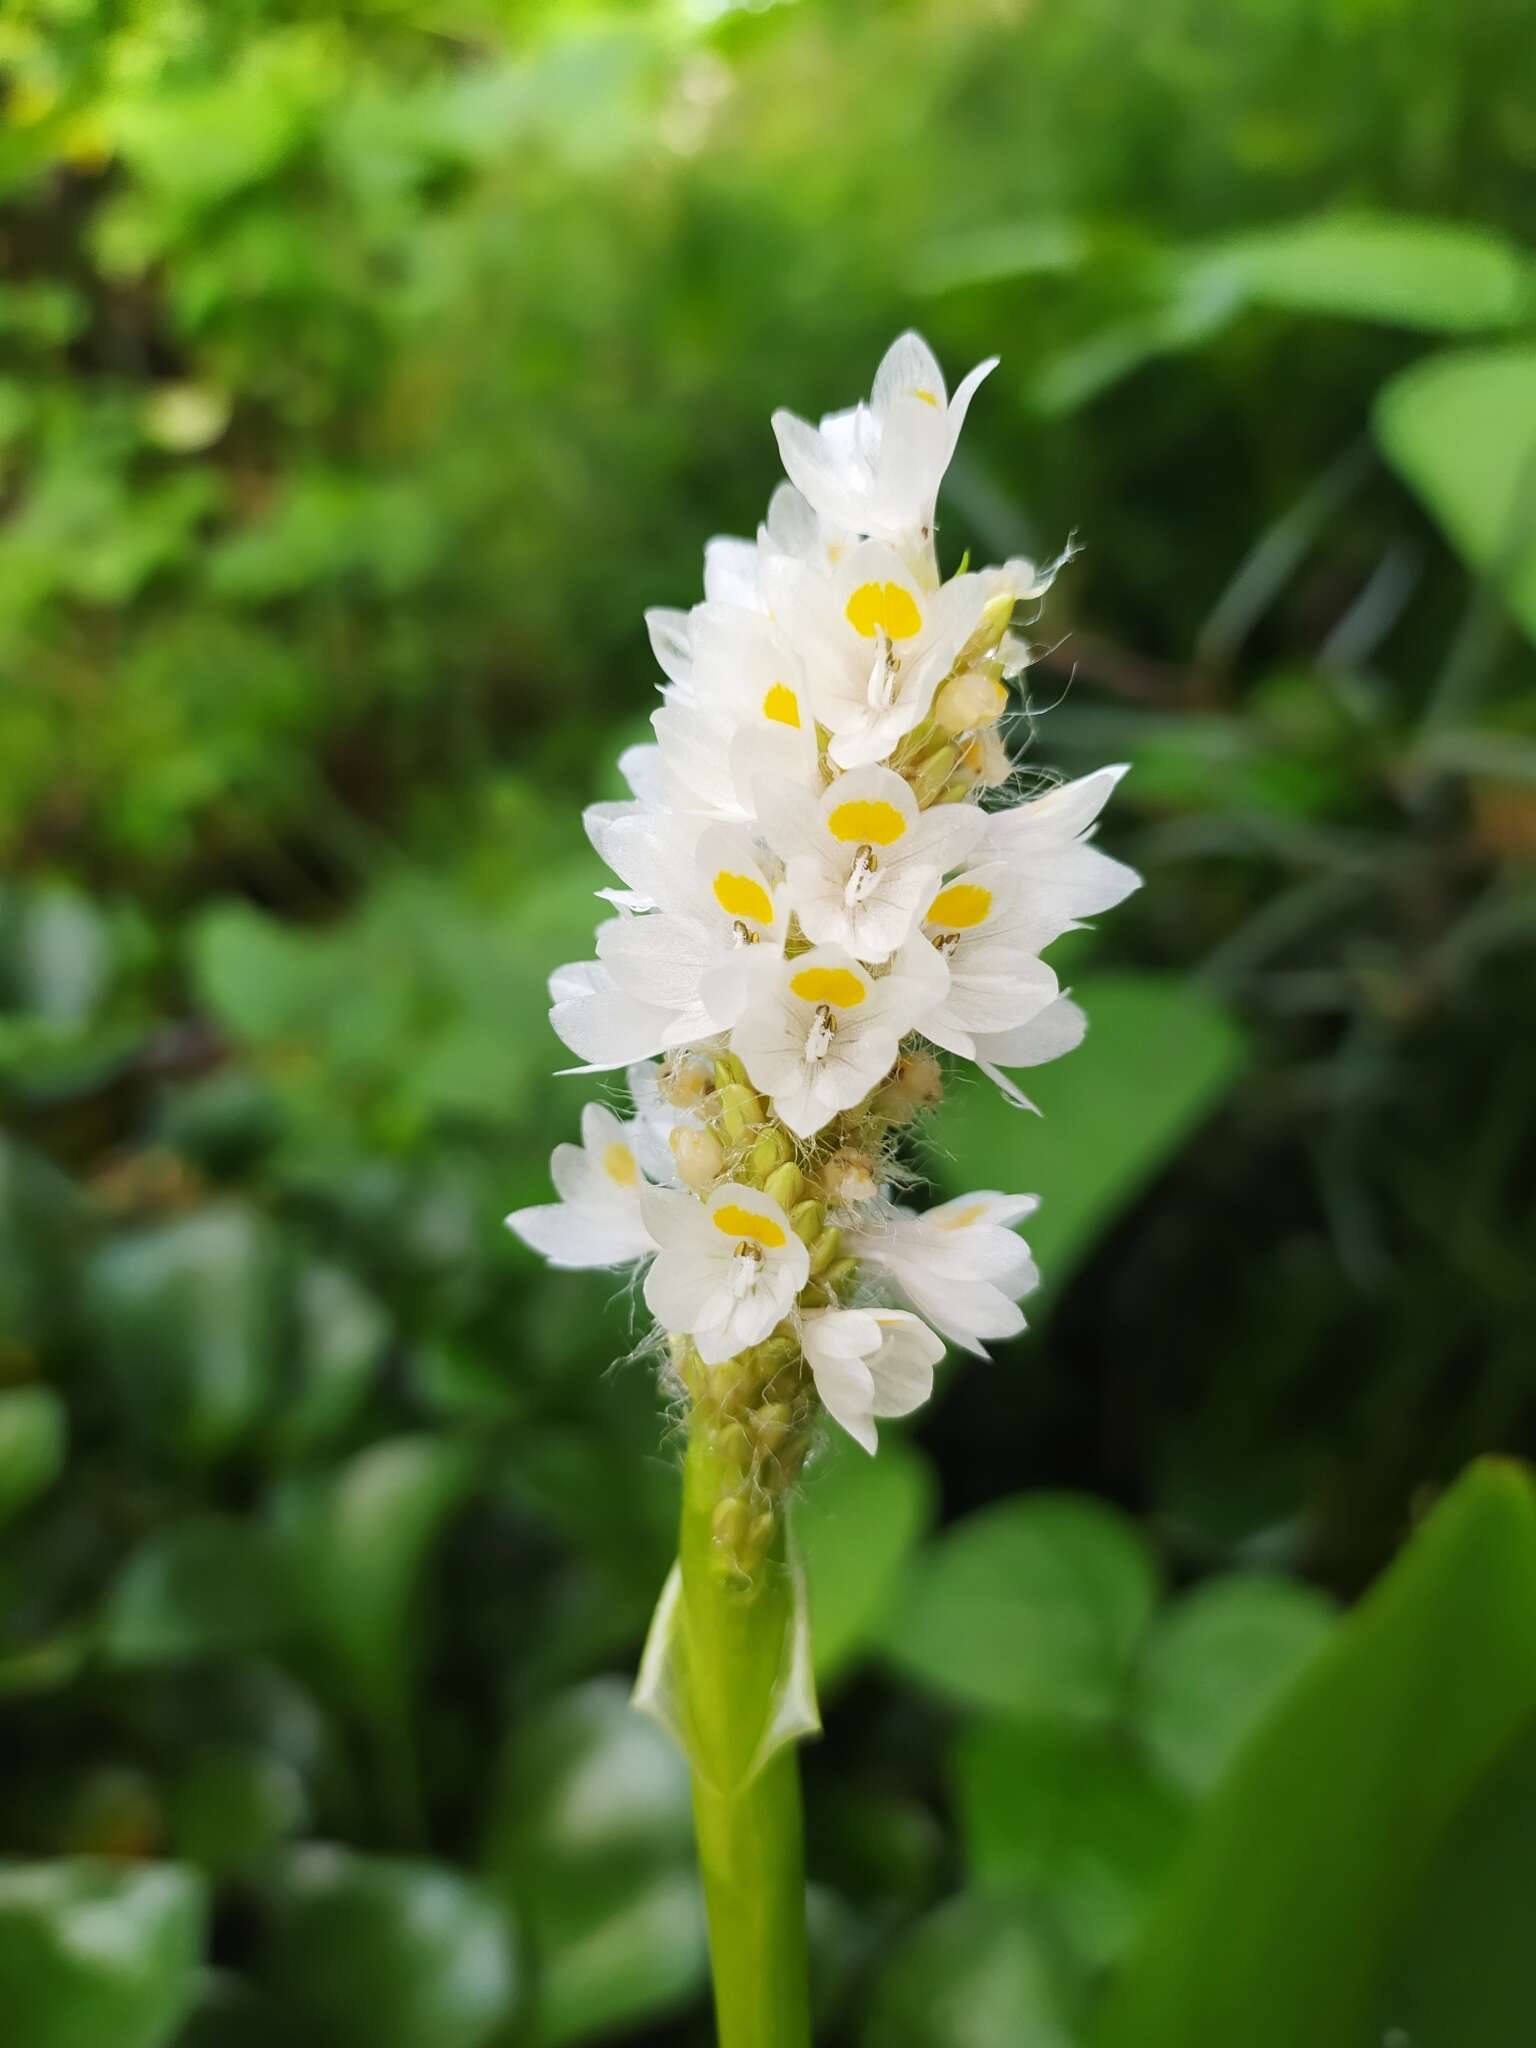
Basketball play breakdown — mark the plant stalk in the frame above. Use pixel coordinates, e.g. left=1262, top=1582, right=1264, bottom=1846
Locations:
left=678, top=1415, right=813, bottom=2048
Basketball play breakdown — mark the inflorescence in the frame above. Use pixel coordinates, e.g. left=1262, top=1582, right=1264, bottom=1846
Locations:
left=508, top=334, right=1139, bottom=1575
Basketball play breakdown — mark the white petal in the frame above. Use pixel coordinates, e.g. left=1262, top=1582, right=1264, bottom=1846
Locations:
left=505, top=1202, right=652, bottom=1270
left=802, top=1309, right=882, bottom=1453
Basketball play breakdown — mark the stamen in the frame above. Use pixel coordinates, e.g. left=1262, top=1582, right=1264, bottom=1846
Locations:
left=866, top=628, right=898, bottom=709
left=844, top=844, right=879, bottom=907
left=731, top=919, right=759, bottom=947
left=730, top=1241, right=764, bottom=1297
left=804, top=1003, right=836, bottom=1063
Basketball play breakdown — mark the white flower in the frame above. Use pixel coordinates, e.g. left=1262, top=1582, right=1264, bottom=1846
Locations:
left=771, top=330, right=996, bottom=559
left=557, top=821, right=789, bottom=1067
left=549, top=959, right=679, bottom=1075
left=800, top=1307, right=945, bottom=1454
left=846, top=1191, right=1040, bottom=1355
left=986, top=765, right=1142, bottom=930
left=905, top=860, right=1063, bottom=1059
left=763, top=764, right=985, bottom=964
left=643, top=602, right=820, bottom=819
left=594, top=822, right=788, bottom=1049
left=769, top=540, right=989, bottom=768
left=731, top=944, right=944, bottom=1139
left=506, top=1104, right=657, bottom=1269
left=641, top=1182, right=810, bottom=1365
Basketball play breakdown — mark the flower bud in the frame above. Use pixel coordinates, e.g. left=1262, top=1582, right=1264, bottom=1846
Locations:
left=819, top=1255, right=859, bottom=1295
left=718, top=1081, right=765, bottom=1139
left=750, top=1400, right=795, bottom=1454
left=933, top=667, right=1008, bottom=735
left=751, top=1126, right=795, bottom=1177
left=660, top=1053, right=712, bottom=1108
left=712, top=1495, right=751, bottom=1557
left=789, top=1199, right=825, bottom=1245
left=764, top=1161, right=805, bottom=1212
left=911, top=743, right=961, bottom=806
left=822, top=1148, right=878, bottom=1204
left=808, top=1225, right=842, bottom=1275
left=872, top=1047, right=944, bottom=1122
left=963, top=728, right=1012, bottom=787
left=670, top=1124, right=725, bottom=1190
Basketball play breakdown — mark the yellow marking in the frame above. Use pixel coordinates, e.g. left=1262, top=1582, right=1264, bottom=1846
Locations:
left=926, top=882, right=993, bottom=930
left=603, top=1143, right=638, bottom=1187
left=762, top=682, right=801, bottom=728
left=712, top=870, right=775, bottom=926
left=912, top=387, right=940, bottom=407
left=827, top=798, right=906, bottom=846
left=941, top=1203, right=985, bottom=1230
left=845, top=580, right=923, bottom=641
left=713, top=1203, right=788, bottom=1249
left=790, top=965, right=867, bottom=1009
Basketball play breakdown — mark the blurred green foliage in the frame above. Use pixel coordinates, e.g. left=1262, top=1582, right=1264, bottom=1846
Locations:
left=1, top=0, right=1535, bottom=2041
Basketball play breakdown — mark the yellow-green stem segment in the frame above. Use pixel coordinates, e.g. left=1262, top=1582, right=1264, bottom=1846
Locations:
left=678, top=1416, right=813, bottom=2048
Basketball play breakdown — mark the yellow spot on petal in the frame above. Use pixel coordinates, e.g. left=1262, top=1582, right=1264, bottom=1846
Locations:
left=827, top=798, right=907, bottom=846
left=762, top=682, right=801, bottom=728
left=790, top=965, right=867, bottom=1009
left=713, top=1203, right=788, bottom=1249
left=712, top=869, right=775, bottom=926
left=941, top=1203, right=985, bottom=1230
left=603, top=1143, right=638, bottom=1187
left=912, top=387, right=940, bottom=408
left=926, top=882, right=993, bottom=931
left=845, top=580, right=923, bottom=641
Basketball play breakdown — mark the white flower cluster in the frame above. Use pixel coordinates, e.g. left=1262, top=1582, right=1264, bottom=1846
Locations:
left=509, top=334, right=1138, bottom=1464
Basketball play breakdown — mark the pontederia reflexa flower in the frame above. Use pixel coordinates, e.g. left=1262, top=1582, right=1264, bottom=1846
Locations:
left=507, top=333, right=1139, bottom=2048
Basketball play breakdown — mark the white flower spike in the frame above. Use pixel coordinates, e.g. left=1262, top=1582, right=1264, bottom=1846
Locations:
left=511, top=332, right=1138, bottom=1557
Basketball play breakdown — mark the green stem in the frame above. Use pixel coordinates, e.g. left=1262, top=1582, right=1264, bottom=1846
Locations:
left=678, top=1417, right=813, bottom=2048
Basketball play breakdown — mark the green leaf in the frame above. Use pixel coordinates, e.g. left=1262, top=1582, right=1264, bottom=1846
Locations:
left=85, top=1206, right=282, bottom=1465
left=275, top=1433, right=474, bottom=1723
left=954, top=1719, right=1189, bottom=1969
left=0, top=1136, right=85, bottom=1352
left=484, top=1680, right=706, bottom=2044
left=861, top=1893, right=1080, bottom=2048
left=99, top=1517, right=295, bottom=1666
left=1375, top=345, right=1536, bottom=648
left=269, top=1262, right=390, bottom=1459
left=1192, top=212, right=1534, bottom=332
left=797, top=1432, right=936, bottom=1685
left=261, top=1848, right=517, bottom=2048
left=880, top=1495, right=1159, bottom=1722
left=0, top=1385, right=66, bottom=1524
left=1132, top=1572, right=1338, bottom=1796
left=168, top=1744, right=307, bottom=1878
left=0, top=1860, right=206, bottom=2048
left=927, top=977, right=1245, bottom=1291
left=1373, top=1717, right=1536, bottom=2045
left=1095, top=1459, right=1536, bottom=2048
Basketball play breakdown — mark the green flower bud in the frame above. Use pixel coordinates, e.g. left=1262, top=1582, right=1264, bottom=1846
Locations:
left=789, top=1199, right=825, bottom=1245
left=764, top=1161, right=805, bottom=1212
left=912, top=743, right=961, bottom=807
left=808, top=1225, right=842, bottom=1275
left=751, top=1126, right=795, bottom=1178
left=719, top=1081, right=765, bottom=1139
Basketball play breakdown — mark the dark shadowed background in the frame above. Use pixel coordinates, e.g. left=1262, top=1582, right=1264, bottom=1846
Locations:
left=2, top=2, right=1535, bottom=2043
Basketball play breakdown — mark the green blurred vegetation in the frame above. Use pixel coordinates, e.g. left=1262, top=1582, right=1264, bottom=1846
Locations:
left=2, top=0, right=1535, bottom=2041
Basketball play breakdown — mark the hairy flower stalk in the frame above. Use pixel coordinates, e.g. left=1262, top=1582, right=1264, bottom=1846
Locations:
left=507, top=334, right=1139, bottom=2047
